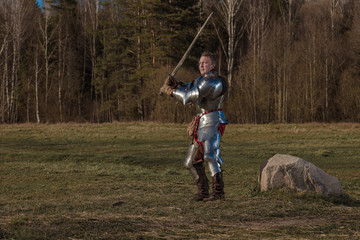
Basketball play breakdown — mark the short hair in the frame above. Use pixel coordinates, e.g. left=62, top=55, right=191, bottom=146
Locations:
left=201, top=51, right=217, bottom=66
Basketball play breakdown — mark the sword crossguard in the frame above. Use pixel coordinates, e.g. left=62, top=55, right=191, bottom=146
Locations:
left=164, top=72, right=180, bottom=81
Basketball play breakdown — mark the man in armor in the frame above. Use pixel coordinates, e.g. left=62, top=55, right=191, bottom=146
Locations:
left=160, top=51, right=228, bottom=201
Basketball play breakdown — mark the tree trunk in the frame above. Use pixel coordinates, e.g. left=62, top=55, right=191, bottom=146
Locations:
left=58, top=24, right=63, bottom=122
left=211, top=0, right=246, bottom=97
left=2, top=39, right=9, bottom=122
left=87, top=0, right=99, bottom=122
left=35, top=45, right=40, bottom=123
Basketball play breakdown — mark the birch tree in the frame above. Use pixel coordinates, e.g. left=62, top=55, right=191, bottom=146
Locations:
left=0, top=1, right=10, bottom=122
left=79, top=0, right=99, bottom=120
left=270, top=0, right=304, bottom=122
left=38, top=0, right=58, bottom=122
left=209, top=0, right=248, bottom=96
left=9, top=0, right=21, bottom=121
left=247, top=0, right=271, bottom=123
left=324, top=0, right=343, bottom=121
left=0, top=0, right=32, bottom=122
left=47, top=0, right=83, bottom=122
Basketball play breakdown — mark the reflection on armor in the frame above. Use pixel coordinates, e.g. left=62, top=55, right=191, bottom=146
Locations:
left=184, top=143, right=200, bottom=180
left=172, top=71, right=227, bottom=177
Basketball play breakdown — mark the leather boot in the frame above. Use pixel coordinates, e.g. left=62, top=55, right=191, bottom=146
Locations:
left=203, top=172, right=225, bottom=202
left=190, top=162, right=209, bottom=201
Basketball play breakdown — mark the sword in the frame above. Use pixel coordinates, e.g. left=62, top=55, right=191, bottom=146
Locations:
left=160, top=12, right=214, bottom=96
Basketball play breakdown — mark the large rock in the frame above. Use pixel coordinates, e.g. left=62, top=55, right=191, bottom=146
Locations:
left=258, top=154, right=343, bottom=196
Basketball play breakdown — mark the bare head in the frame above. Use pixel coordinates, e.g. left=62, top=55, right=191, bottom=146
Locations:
left=199, top=51, right=216, bottom=75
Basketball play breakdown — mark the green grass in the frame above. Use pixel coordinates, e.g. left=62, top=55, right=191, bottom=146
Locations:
left=1, top=122, right=360, bottom=239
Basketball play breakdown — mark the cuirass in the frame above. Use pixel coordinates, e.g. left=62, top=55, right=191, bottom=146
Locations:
left=172, top=71, right=228, bottom=128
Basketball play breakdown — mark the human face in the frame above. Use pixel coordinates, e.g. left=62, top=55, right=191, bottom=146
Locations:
left=199, top=56, right=215, bottom=76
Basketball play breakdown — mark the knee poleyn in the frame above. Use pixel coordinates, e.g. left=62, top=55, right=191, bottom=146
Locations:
left=184, top=159, right=193, bottom=169
left=203, top=152, right=216, bottom=163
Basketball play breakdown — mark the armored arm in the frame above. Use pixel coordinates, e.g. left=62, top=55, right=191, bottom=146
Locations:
left=172, top=85, right=200, bottom=105
left=172, top=76, right=224, bottom=106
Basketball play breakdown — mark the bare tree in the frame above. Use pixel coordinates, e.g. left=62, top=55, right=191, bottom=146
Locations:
left=0, top=1, right=10, bottom=122
left=272, top=0, right=305, bottom=122
left=247, top=0, right=271, bottom=123
left=38, top=1, right=58, bottom=122
left=80, top=0, right=99, bottom=120
left=57, top=15, right=67, bottom=122
left=0, top=0, right=32, bottom=122
left=34, top=44, right=41, bottom=123
left=208, top=0, right=248, bottom=96
left=335, top=0, right=359, bottom=121
left=324, top=0, right=343, bottom=120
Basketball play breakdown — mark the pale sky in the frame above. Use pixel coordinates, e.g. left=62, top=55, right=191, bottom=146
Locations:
left=36, top=0, right=43, bottom=7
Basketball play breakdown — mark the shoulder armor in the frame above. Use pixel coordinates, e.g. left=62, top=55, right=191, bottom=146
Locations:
left=198, top=76, right=224, bottom=99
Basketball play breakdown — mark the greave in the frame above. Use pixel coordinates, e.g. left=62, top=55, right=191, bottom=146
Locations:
left=191, top=162, right=209, bottom=201
left=203, top=172, right=225, bottom=201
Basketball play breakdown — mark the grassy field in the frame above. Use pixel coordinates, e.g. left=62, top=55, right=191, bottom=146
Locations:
left=0, top=122, right=359, bottom=239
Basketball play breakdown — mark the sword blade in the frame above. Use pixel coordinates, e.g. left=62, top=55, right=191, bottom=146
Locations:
left=160, top=12, right=214, bottom=96
left=171, top=12, right=213, bottom=77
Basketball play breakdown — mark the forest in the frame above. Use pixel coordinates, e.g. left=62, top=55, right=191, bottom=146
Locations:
left=0, top=0, right=359, bottom=124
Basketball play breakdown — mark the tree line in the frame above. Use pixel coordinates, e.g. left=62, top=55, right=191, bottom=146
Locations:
left=0, top=0, right=359, bottom=124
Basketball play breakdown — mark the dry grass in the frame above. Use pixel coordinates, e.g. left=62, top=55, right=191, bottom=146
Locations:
left=0, top=122, right=359, bottom=239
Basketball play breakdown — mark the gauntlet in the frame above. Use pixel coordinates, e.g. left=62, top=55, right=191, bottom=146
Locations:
left=160, top=76, right=178, bottom=95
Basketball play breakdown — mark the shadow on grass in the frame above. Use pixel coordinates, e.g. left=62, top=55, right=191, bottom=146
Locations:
left=294, top=191, right=360, bottom=207
left=252, top=186, right=360, bottom=207
left=2, top=216, right=150, bottom=240
left=323, top=193, right=360, bottom=207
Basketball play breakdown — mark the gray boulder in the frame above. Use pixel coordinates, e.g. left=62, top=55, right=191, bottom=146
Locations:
left=258, top=154, right=343, bottom=196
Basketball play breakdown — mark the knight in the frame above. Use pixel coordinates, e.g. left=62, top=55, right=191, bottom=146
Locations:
left=160, top=51, right=228, bottom=201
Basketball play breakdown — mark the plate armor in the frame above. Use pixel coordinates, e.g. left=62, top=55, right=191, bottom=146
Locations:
left=172, top=71, right=228, bottom=179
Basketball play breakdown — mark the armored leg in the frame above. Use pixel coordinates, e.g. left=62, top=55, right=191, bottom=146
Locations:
left=184, top=143, right=210, bottom=201
left=191, top=162, right=210, bottom=201
left=184, top=143, right=200, bottom=180
left=202, top=129, right=225, bottom=201
left=203, top=131, right=222, bottom=177
left=203, top=172, right=225, bottom=201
